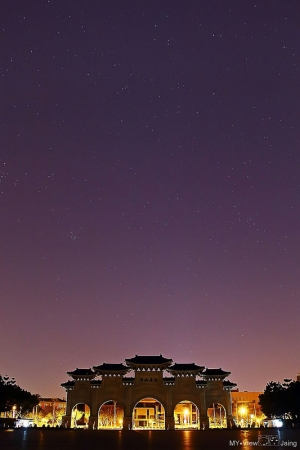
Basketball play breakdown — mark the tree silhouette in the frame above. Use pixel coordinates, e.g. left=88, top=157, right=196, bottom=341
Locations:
left=259, top=380, right=300, bottom=421
left=0, top=374, right=39, bottom=414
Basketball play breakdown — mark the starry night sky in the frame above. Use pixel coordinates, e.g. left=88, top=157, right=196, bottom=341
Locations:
left=1, top=0, right=300, bottom=397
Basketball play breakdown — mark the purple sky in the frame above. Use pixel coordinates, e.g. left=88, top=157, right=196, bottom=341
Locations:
left=1, top=1, right=300, bottom=398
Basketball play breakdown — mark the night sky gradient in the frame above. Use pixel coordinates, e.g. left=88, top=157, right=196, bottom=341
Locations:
left=1, top=0, right=300, bottom=397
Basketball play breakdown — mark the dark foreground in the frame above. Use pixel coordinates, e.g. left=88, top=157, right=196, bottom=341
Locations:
left=0, top=428, right=299, bottom=450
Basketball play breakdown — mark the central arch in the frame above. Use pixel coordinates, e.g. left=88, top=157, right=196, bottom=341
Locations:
left=132, top=398, right=165, bottom=429
left=174, top=400, right=200, bottom=429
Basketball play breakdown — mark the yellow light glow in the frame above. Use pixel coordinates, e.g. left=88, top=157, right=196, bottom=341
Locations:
left=239, top=406, right=247, bottom=416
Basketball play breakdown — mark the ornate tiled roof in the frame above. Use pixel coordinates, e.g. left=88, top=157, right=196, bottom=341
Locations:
left=168, top=363, right=205, bottom=375
left=61, top=380, right=75, bottom=389
left=126, top=354, right=173, bottom=364
left=223, top=380, right=237, bottom=390
left=125, top=354, right=172, bottom=368
left=90, top=379, right=102, bottom=388
left=201, top=368, right=230, bottom=379
left=93, top=363, right=129, bottom=374
left=67, top=368, right=96, bottom=379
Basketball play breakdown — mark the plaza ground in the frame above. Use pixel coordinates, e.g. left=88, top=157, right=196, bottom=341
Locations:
left=1, top=428, right=299, bottom=450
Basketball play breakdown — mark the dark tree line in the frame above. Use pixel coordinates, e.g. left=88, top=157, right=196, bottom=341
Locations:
left=0, top=374, right=39, bottom=414
left=259, top=379, right=300, bottom=421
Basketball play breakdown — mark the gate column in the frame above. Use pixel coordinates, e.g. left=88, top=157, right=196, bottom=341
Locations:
left=123, top=416, right=132, bottom=429
left=165, top=415, right=175, bottom=430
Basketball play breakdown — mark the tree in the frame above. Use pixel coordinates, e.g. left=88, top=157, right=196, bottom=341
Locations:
left=259, top=380, right=300, bottom=421
left=0, top=374, right=39, bottom=416
left=259, top=381, right=286, bottom=418
left=285, top=381, right=300, bottom=420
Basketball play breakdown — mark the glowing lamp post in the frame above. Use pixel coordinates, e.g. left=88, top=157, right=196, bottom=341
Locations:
left=184, top=408, right=189, bottom=426
left=239, top=406, right=247, bottom=426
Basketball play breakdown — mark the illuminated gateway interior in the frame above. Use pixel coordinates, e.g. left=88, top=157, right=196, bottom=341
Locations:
left=61, top=355, right=236, bottom=430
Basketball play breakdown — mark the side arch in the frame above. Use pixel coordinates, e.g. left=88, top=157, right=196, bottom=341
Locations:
left=71, top=403, right=90, bottom=428
left=98, top=400, right=125, bottom=429
left=207, top=403, right=227, bottom=428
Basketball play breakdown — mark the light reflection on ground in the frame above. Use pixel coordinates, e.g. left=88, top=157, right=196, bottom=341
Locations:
left=0, top=428, right=299, bottom=450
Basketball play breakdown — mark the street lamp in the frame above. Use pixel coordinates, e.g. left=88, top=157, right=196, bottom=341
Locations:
left=184, top=408, right=189, bottom=426
left=239, top=406, right=247, bottom=427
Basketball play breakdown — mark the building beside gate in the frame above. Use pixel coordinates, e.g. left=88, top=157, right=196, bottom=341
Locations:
left=61, top=354, right=237, bottom=430
left=230, top=390, right=264, bottom=427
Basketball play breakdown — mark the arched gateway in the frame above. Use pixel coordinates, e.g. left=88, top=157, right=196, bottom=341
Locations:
left=61, top=355, right=236, bottom=429
left=132, top=398, right=165, bottom=429
left=71, top=403, right=90, bottom=428
left=207, top=403, right=227, bottom=428
left=98, top=400, right=124, bottom=429
left=174, top=400, right=199, bottom=429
